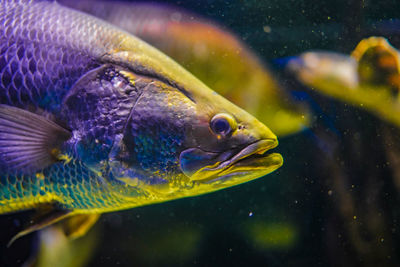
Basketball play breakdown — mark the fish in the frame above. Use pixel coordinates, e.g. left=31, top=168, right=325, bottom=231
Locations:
left=0, top=0, right=283, bottom=244
left=61, top=0, right=310, bottom=137
left=286, top=37, right=400, bottom=128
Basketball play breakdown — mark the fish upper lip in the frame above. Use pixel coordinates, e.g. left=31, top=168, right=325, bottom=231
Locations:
left=190, top=138, right=279, bottom=181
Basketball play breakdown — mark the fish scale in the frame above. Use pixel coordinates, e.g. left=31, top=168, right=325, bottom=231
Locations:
left=0, top=0, right=115, bottom=110
left=0, top=161, right=113, bottom=213
left=0, top=0, right=153, bottom=213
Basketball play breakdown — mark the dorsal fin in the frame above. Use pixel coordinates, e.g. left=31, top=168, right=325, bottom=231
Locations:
left=0, top=105, right=71, bottom=173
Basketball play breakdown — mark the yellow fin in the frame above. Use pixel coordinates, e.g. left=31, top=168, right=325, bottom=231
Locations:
left=62, top=214, right=101, bottom=240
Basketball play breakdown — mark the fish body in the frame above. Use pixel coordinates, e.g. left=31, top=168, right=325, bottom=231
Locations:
left=0, top=0, right=282, bottom=238
left=61, top=0, right=310, bottom=137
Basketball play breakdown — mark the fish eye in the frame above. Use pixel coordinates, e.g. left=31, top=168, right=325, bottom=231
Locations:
left=210, top=113, right=237, bottom=137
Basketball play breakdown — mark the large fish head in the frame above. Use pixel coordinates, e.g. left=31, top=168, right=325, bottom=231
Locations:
left=108, top=72, right=283, bottom=198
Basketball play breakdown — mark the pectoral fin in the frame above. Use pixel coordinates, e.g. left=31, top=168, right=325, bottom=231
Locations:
left=0, top=105, right=71, bottom=173
left=8, top=208, right=72, bottom=247
left=61, top=214, right=101, bottom=239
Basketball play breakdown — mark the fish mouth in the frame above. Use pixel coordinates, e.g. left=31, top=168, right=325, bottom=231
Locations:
left=185, top=139, right=283, bottom=184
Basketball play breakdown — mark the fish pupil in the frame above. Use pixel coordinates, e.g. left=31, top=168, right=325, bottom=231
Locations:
left=212, top=118, right=231, bottom=135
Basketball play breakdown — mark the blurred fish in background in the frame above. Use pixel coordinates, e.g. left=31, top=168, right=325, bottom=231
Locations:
left=287, top=37, right=400, bottom=128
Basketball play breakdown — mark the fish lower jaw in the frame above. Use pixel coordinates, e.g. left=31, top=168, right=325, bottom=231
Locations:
left=203, top=152, right=283, bottom=184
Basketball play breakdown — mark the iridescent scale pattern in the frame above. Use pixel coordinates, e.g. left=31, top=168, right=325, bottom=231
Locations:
left=0, top=0, right=146, bottom=213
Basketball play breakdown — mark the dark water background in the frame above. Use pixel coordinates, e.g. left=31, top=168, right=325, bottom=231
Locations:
left=2, top=0, right=400, bottom=266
